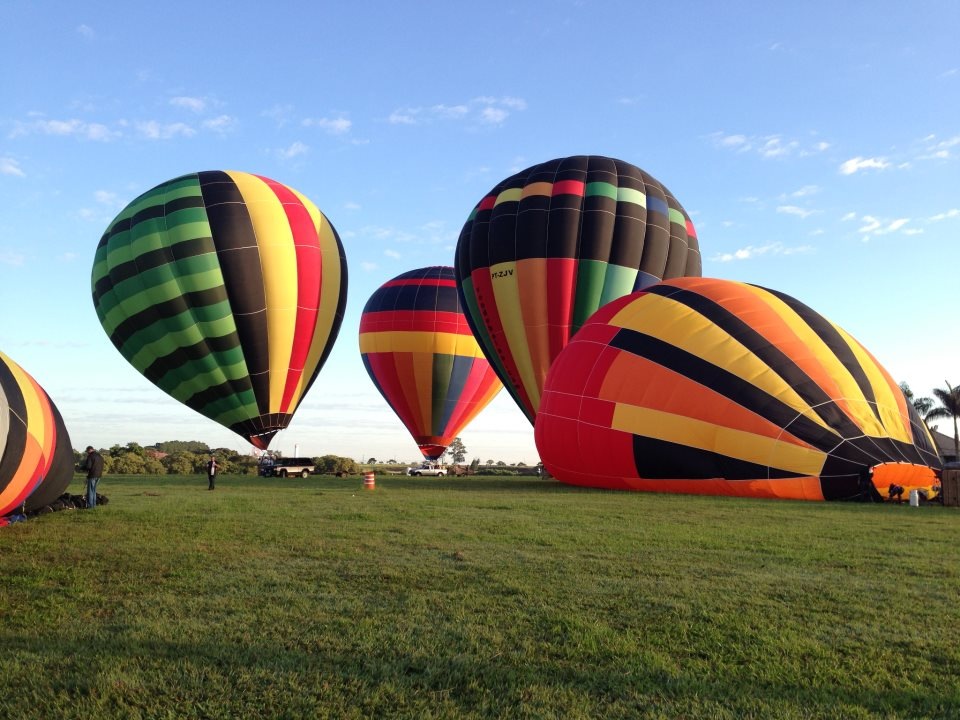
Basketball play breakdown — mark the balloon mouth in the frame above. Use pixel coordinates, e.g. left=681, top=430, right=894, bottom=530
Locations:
left=419, top=444, right=447, bottom=461
left=247, top=431, right=278, bottom=450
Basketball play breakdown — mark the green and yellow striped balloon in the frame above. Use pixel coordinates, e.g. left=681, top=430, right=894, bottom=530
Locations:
left=92, top=171, right=348, bottom=449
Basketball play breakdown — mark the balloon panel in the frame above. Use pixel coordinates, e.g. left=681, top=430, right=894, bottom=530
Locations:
left=455, top=155, right=700, bottom=423
left=92, top=171, right=347, bottom=449
left=0, top=351, right=73, bottom=517
left=535, top=278, right=942, bottom=500
left=360, top=267, right=502, bottom=460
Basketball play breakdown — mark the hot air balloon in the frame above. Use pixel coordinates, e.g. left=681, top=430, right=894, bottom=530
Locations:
left=1, top=350, right=75, bottom=521
left=92, top=171, right=347, bottom=449
left=535, top=278, right=942, bottom=501
left=360, top=266, right=502, bottom=460
left=455, top=155, right=700, bottom=424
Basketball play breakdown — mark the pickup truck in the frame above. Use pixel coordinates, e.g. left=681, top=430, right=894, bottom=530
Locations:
left=406, top=462, right=447, bottom=477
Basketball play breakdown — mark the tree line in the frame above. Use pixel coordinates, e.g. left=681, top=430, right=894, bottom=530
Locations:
left=73, top=442, right=360, bottom=476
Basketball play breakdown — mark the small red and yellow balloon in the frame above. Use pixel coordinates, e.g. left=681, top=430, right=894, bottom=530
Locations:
left=360, top=267, right=502, bottom=460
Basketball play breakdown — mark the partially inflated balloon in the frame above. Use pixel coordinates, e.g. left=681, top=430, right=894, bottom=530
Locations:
left=535, top=278, right=942, bottom=500
left=1, top=351, right=74, bottom=519
left=92, top=171, right=347, bottom=449
left=360, top=267, right=502, bottom=460
left=455, top=155, right=700, bottom=423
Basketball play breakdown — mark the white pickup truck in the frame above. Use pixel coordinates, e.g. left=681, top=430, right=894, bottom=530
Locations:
left=406, top=462, right=447, bottom=477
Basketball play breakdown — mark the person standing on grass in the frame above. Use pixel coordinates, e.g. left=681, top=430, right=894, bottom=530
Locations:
left=82, top=446, right=104, bottom=509
left=207, top=455, right=218, bottom=491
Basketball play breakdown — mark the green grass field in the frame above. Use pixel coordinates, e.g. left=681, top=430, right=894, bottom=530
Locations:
left=1, top=474, right=958, bottom=719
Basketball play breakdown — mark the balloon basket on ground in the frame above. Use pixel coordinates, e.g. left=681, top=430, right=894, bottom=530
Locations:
left=363, top=471, right=375, bottom=491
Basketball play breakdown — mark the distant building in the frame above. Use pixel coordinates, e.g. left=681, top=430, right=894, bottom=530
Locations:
left=930, top=428, right=958, bottom=464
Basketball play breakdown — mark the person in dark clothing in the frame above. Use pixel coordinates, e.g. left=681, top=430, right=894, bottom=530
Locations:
left=858, top=466, right=882, bottom=502
left=207, top=455, right=218, bottom=491
left=82, top=446, right=104, bottom=509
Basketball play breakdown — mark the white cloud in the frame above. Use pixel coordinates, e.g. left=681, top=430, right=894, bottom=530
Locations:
left=262, top=104, right=295, bottom=127
left=709, top=131, right=824, bottom=158
left=389, top=96, right=526, bottom=127
left=789, top=185, right=819, bottom=197
left=0, top=157, right=25, bottom=177
left=930, top=208, right=960, bottom=222
left=170, top=96, right=206, bottom=113
left=12, top=118, right=118, bottom=141
left=839, top=156, right=890, bottom=175
left=360, top=261, right=378, bottom=271
left=902, top=228, right=924, bottom=236
left=809, top=228, right=825, bottom=236
left=384, top=249, right=402, bottom=260
left=777, top=205, right=814, bottom=219
left=279, top=141, right=309, bottom=159
left=942, top=68, right=959, bottom=77
left=136, top=121, right=195, bottom=139
left=93, top=190, right=117, bottom=205
left=480, top=107, right=508, bottom=125
left=0, top=249, right=26, bottom=266
left=202, top=115, right=237, bottom=133
left=77, top=24, right=94, bottom=38
left=840, top=211, right=857, bottom=221
left=856, top=215, right=911, bottom=235
left=344, top=201, right=361, bottom=211
left=920, top=134, right=960, bottom=160
left=713, top=242, right=812, bottom=262
left=303, top=116, right=352, bottom=134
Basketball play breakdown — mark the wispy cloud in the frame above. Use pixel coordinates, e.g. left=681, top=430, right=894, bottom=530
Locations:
left=202, top=115, right=237, bottom=134
left=344, top=201, right=361, bottom=211
left=262, top=104, right=295, bottom=127
left=787, top=185, right=819, bottom=198
left=170, top=96, right=206, bottom=113
left=929, top=208, right=959, bottom=222
left=713, top=242, right=813, bottom=262
left=0, top=157, right=25, bottom=177
left=855, top=215, right=910, bottom=236
left=384, top=249, right=402, bottom=260
left=360, top=261, right=378, bottom=271
left=303, top=116, right=352, bottom=134
left=93, top=190, right=118, bottom=205
left=840, top=211, right=857, bottom=221
left=389, top=96, right=526, bottom=127
left=77, top=24, right=94, bottom=39
left=708, top=131, right=828, bottom=159
left=0, top=249, right=26, bottom=266
left=838, top=156, right=890, bottom=175
left=941, top=68, right=959, bottom=78
left=11, top=117, right=117, bottom=141
left=918, top=134, right=960, bottom=160
left=776, top=205, right=815, bottom=219
left=279, top=141, right=309, bottom=159
left=136, top=121, right=195, bottom=139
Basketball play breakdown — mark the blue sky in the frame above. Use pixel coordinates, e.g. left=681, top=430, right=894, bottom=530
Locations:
left=1, top=1, right=958, bottom=463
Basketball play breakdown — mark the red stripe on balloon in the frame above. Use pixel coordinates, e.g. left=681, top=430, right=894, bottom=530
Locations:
left=551, top=180, right=586, bottom=197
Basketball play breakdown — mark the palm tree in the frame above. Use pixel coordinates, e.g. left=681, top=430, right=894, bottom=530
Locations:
left=900, top=382, right=938, bottom=434
left=928, top=382, right=960, bottom=461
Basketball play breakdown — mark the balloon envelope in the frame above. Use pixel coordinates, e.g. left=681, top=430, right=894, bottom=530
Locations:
left=92, top=171, right=347, bottom=449
left=455, top=155, right=700, bottom=424
left=0, top=350, right=74, bottom=518
left=360, top=266, right=502, bottom=460
left=535, top=278, right=942, bottom=500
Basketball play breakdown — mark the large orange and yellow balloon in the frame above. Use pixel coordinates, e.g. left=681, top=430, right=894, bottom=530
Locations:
left=360, top=267, right=502, bottom=460
left=455, top=155, right=700, bottom=424
left=535, top=278, right=942, bottom=500
left=92, top=171, right=347, bottom=449
left=1, top=351, right=74, bottom=521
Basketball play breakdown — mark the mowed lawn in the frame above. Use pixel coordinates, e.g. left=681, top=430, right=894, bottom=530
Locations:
left=1, top=474, right=958, bottom=720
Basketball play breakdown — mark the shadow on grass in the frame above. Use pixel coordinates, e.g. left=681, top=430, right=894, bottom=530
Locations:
left=0, top=633, right=947, bottom=719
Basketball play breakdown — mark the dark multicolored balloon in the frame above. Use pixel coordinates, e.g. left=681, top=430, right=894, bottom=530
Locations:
left=92, top=171, right=347, bottom=449
left=360, top=267, right=502, bottom=460
left=535, top=278, right=942, bottom=500
left=1, top=351, right=74, bottom=520
left=455, top=155, right=700, bottom=423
